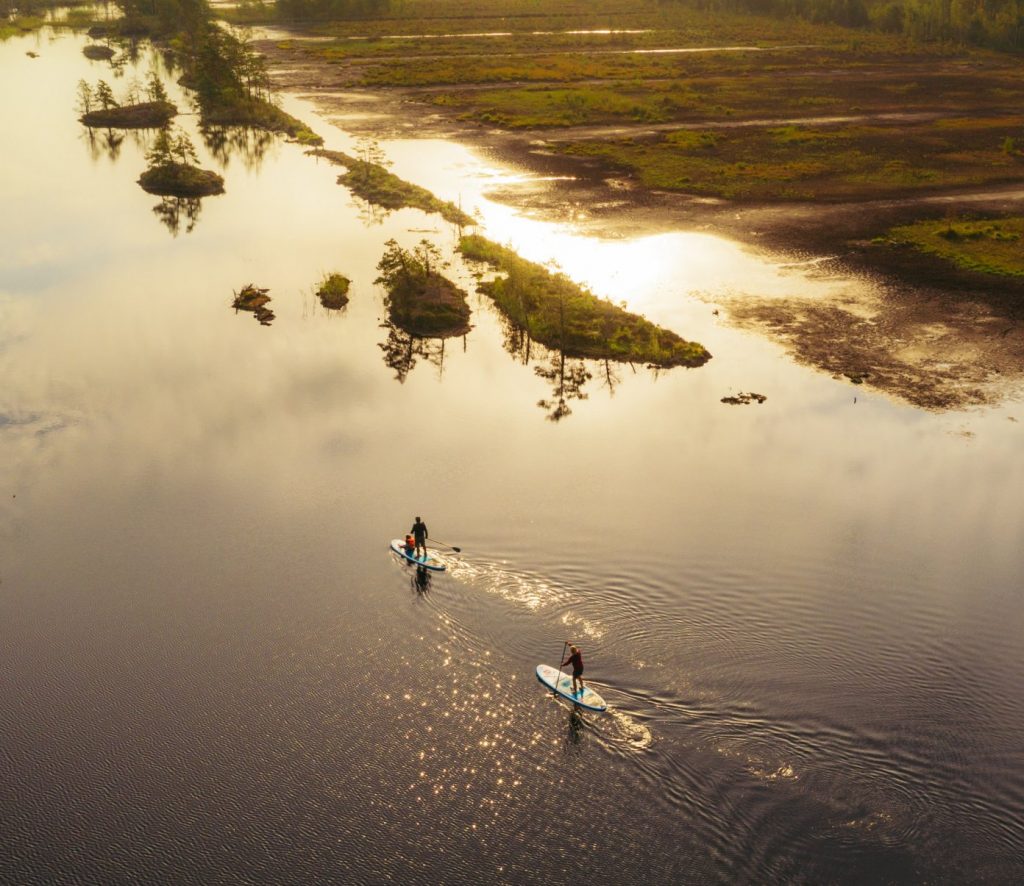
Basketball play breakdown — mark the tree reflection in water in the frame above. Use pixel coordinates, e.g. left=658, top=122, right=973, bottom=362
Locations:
left=501, top=318, right=593, bottom=421
left=81, top=127, right=126, bottom=163
left=152, top=196, right=202, bottom=236
left=200, top=125, right=275, bottom=172
left=379, top=322, right=450, bottom=382
left=535, top=351, right=592, bottom=422
left=598, top=358, right=622, bottom=396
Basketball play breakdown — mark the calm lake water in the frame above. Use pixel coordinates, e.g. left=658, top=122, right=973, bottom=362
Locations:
left=2, top=27, right=1023, bottom=885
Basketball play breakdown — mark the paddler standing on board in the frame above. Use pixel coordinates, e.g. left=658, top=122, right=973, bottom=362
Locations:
left=411, top=516, right=429, bottom=560
left=562, top=642, right=585, bottom=696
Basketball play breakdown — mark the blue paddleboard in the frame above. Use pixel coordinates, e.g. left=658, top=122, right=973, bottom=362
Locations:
left=536, top=664, right=607, bottom=712
left=389, top=538, right=446, bottom=572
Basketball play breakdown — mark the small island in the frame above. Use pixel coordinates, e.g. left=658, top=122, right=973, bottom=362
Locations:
left=233, top=284, right=274, bottom=326
left=376, top=239, right=470, bottom=337
left=459, top=235, right=710, bottom=367
left=78, top=76, right=178, bottom=129
left=82, top=101, right=177, bottom=129
left=138, top=126, right=224, bottom=198
left=82, top=44, right=115, bottom=61
left=317, top=273, right=351, bottom=310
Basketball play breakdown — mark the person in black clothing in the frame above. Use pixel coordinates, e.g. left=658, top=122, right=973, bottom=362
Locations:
left=411, top=516, right=428, bottom=559
left=562, top=643, right=585, bottom=696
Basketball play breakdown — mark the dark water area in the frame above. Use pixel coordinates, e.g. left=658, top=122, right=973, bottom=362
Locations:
left=2, top=29, right=1023, bottom=885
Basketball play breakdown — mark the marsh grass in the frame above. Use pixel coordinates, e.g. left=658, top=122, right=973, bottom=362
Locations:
left=557, top=116, right=1024, bottom=200
left=883, top=216, right=1024, bottom=277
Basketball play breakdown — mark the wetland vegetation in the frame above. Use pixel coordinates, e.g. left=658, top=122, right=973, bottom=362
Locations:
left=880, top=215, right=1024, bottom=277
left=138, top=125, right=225, bottom=196
left=259, top=0, right=1024, bottom=289
left=459, top=235, right=711, bottom=367
left=103, top=0, right=321, bottom=142
left=375, top=239, right=471, bottom=337
left=315, top=144, right=475, bottom=226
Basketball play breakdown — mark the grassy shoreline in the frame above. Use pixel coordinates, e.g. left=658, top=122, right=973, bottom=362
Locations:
left=315, top=149, right=474, bottom=226
left=459, top=234, right=710, bottom=367
left=879, top=215, right=1024, bottom=278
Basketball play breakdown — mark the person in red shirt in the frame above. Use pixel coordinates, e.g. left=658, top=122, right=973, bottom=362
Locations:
left=402, top=534, right=415, bottom=557
left=561, top=643, right=585, bottom=696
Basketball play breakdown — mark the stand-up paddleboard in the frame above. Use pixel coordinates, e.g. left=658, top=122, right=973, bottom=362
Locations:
left=389, top=539, right=446, bottom=572
left=536, top=664, right=607, bottom=712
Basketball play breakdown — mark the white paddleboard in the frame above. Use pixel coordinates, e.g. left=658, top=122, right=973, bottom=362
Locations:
left=536, top=664, right=607, bottom=712
left=389, top=538, right=446, bottom=572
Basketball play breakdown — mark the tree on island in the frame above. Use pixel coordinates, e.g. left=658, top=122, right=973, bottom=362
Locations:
left=76, top=80, right=94, bottom=115
left=140, top=124, right=224, bottom=198
left=146, top=68, right=168, bottom=104
left=145, top=126, right=176, bottom=169
left=174, top=130, right=199, bottom=166
left=145, top=125, right=199, bottom=170
left=124, top=76, right=143, bottom=106
left=95, top=80, right=118, bottom=111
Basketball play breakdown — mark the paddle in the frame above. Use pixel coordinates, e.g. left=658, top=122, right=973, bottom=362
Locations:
left=552, top=641, right=568, bottom=698
left=432, top=539, right=462, bottom=553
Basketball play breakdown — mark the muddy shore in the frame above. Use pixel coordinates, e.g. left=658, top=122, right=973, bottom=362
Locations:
left=254, top=34, right=1024, bottom=410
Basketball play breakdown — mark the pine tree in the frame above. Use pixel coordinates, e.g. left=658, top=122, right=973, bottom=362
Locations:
left=95, top=80, right=118, bottom=111
left=146, top=127, right=175, bottom=169
left=173, top=130, right=199, bottom=166
left=146, top=69, right=168, bottom=103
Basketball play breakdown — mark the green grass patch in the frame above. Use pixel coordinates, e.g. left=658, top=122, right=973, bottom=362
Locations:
left=556, top=114, right=1024, bottom=201
left=316, top=149, right=475, bottom=225
left=317, top=272, right=351, bottom=309
left=459, top=234, right=710, bottom=367
left=883, top=216, right=1024, bottom=277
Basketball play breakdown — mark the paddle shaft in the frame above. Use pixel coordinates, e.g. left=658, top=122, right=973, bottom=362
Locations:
left=432, top=539, right=461, bottom=553
left=553, top=641, right=568, bottom=697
